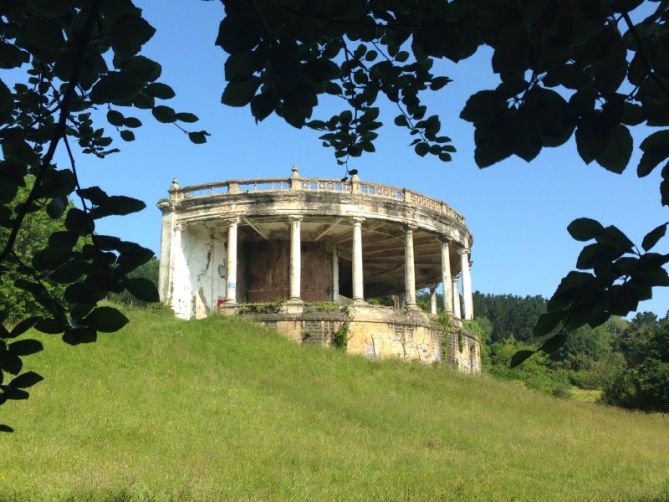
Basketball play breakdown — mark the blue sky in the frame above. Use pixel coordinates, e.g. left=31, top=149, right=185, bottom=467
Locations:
left=62, top=0, right=668, bottom=316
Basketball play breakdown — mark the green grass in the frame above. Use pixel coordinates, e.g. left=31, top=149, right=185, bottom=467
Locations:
left=1, top=307, right=668, bottom=500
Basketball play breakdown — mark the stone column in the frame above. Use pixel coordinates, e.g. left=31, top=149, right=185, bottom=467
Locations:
left=289, top=216, right=302, bottom=301
left=429, top=287, right=437, bottom=315
left=160, top=177, right=180, bottom=305
left=404, top=225, right=416, bottom=308
left=452, top=275, right=461, bottom=319
left=158, top=208, right=174, bottom=304
left=351, top=217, right=365, bottom=302
left=225, top=218, right=239, bottom=304
left=331, top=245, right=339, bottom=302
left=440, top=237, right=453, bottom=314
left=460, top=248, right=474, bottom=320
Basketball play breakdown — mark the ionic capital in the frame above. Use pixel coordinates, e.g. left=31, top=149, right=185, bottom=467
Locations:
left=288, top=215, right=303, bottom=222
left=351, top=217, right=365, bottom=226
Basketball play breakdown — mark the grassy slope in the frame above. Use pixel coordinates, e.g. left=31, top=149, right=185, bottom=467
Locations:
left=1, top=308, right=668, bottom=501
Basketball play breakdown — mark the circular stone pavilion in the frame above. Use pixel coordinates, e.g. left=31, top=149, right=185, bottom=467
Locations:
left=157, top=167, right=480, bottom=373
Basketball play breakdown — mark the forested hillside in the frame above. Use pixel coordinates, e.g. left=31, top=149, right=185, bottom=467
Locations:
left=459, top=292, right=668, bottom=411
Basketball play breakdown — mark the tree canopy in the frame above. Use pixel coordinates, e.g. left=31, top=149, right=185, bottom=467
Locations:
left=2, top=0, right=669, bottom=426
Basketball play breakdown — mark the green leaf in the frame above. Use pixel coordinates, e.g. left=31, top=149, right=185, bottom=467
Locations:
left=62, top=327, right=97, bottom=345
left=9, top=371, right=43, bottom=389
left=538, top=334, right=567, bottom=354
left=145, top=82, right=175, bottom=100
left=510, top=350, right=535, bottom=368
left=4, top=387, right=29, bottom=400
left=575, top=115, right=610, bottom=165
left=394, top=115, right=408, bottom=126
left=91, top=72, right=145, bottom=103
left=78, top=186, right=108, bottom=205
left=120, top=130, right=135, bottom=141
left=109, top=15, right=156, bottom=58
left=0, top=352, right=22, bottom=374
left=46, top=195, right=68, bottom=219
left=16, top=15, right=64, bottom=50
left=152, top=105, right=176, bottom=123
left=65, top=208, right=94, bottom=235
left=27, top=0, right=74, bottom=17
left=8, top=339, right=43, bottom=356
left=638, top=131, right=669, bottom=177
left=533, top=311, right=563, bottom=337
left=124, top=278, right=159, bottom=302
left=123, top=56, right=161, bottom=83
left=91, top=195, right=145, bottom=219
left=415, top=142, right=429, bottom=157
left=0, top=42, right=29, bottom=69
left=8, top=317, right=40, bottom=338
left=595, top=124, right=632, bottom=174
left=596, top=225, right=635, bottom=252
left=251, top=92, right=275, bottom=122
left=34, top=318, right=65, bottom=334
left=429, top=77, right=451, bottom=91
left=221, top=77, right=260, bottom=107
left=567, top=218, right=605, bottom=241
left=123, top=117, right=142, bottom=128
left=188, top=131, right=209, bottom=144
left=84, top=307, right=129, bottom=333
left=642, top=223, right=668, bottom=251
left=609, top=284, right=638, bottom=315
left=176, top=112, right=198, bottom=123
left=0, top=79, right=13, bottom=125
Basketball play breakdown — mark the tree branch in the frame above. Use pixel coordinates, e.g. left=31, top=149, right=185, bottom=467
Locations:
left=0, top=0, right=101, bottom=266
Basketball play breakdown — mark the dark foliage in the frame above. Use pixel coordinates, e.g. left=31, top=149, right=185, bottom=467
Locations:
left=603, top=313, right=669, bottom=412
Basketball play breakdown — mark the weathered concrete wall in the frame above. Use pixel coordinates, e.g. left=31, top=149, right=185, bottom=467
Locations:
left=346, top=305, right=442, bottom=362
left=241, top=303, right=482, bottom=372
left=445, top=331, right=481, bottom=374
left=244, top=240, right=331, bottom=302
left=170, top=226, right=227, bottom=319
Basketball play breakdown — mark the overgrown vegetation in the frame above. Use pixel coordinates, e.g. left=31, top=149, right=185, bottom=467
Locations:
left=332, top=304, right=350, bottom=349
left=418, top=290, right=669, bottom=410
left=0, top=307, right=667, bottom=499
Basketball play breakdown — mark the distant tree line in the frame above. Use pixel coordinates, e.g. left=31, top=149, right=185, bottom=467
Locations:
left=418, top=290, right=669, bottom=412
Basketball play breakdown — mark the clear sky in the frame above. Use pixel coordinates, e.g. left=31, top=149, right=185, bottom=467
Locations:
left=63, top=0, right=668, bottom=316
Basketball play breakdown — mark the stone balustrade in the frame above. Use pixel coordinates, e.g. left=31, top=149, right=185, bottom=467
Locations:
left=171, top=174, right=465, bottom=224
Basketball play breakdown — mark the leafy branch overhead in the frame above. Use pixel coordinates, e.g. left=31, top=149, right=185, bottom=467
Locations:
left=217, top=0, right=669, bottom=360
left=0, top=0, right=208, bottom=428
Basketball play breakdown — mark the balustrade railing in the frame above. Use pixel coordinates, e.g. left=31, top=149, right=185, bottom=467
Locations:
left=173, top=176, right=464, bottom=223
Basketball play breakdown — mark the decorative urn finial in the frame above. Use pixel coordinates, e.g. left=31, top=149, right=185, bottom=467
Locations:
left=290, top=165, right=299, bottom=178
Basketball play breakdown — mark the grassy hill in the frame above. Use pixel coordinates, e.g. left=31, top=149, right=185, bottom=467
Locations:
left=1, top=308, right=668, bottom=500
